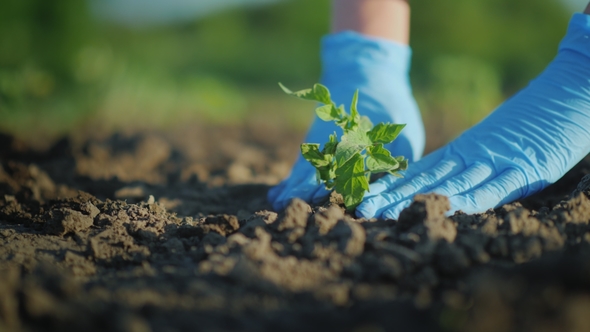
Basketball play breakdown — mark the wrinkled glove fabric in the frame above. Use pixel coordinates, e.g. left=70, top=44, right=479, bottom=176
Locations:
left=357, top=13, right=590, bottom=219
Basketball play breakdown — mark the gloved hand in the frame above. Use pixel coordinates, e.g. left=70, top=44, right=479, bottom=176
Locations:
left=268, top=31, right=425, bottom=211
left=357, top=13, right=590, bottom=219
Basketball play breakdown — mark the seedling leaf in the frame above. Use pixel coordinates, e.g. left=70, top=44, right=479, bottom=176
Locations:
left=315, top=104, right=341, bottom=121
left=359, top=116, right=373, bottom=132
left=367, top=123, right=406, bottom=144
left=366, top=144, right=400, bottom=173
left=396, top=156, right=409, bottom=171
left=348, top=90, right=360, bottom=130
left=312, top=84, right=332, bottom=105
left=335, top=131, right=371, bottom=166
left=323, top=133, right=338, bottom=155
left=317, top=164, right=336, bottom=185
left=281, top=83, right=408, bottom=210
left=279, top=82, right=332, bottom=105
left=301, top=143, right=329, bottom=168
left=334, top=153, right=369, bottom=209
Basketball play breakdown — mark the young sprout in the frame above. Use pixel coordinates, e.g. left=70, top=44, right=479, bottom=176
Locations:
left=280, top=83, right=408, bottom=210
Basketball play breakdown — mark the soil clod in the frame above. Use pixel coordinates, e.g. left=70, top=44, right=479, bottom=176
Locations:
left=2, top=128, right=590, bottom=331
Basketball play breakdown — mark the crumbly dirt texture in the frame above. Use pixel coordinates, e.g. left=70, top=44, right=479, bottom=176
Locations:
left=2, top=125, right=590, bottom=332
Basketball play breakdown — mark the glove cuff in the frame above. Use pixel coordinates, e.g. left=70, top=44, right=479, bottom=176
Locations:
left=320, top=31, right=412, bottom=80
left=559, top=13, right=590, bottom=56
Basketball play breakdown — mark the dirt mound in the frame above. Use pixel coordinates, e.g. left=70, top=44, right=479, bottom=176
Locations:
left=2, top=127, right=590, bottom=331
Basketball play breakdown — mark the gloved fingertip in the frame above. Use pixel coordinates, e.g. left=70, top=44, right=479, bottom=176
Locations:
left=355, top=202, right=377, bottom=219
left=366, top=183, right=387, bottom=197
left=448, top=195, right=463, bottom=208
left=357, top=193, right=393, bottom=218
left=368, top=175, right=400, bottom=195
left=275, top=182, right=324, bottom=210
left=448, top=195, right=481, bottom=215
left=271, top=199, right=285, bottom=212
left=383, top=200, right=411, bottom=220
left=267, top=181, right=287, bottom=202
left=311, top=186, right=331, bottom=205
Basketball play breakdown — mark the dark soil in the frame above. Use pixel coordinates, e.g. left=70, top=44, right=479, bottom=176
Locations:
left=2, top=124, right=590, bottom=332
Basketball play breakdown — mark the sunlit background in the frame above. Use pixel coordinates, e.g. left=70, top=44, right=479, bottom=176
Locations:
left=0, top=0, right=584, bottom=151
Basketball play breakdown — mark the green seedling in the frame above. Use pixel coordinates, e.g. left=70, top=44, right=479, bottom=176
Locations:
left=280, top=83, right=408, bottom=210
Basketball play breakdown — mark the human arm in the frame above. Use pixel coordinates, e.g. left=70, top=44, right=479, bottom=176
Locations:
left=332, top=0, right=410, bottom=44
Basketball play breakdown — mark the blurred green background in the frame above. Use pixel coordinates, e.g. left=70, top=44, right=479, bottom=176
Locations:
left=0, top=0, right=578, bottom=151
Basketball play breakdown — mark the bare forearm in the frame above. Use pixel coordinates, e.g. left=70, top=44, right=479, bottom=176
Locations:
left=331, top=0, right=410, bottom=44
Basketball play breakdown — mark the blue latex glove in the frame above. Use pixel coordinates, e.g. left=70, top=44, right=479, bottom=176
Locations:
left=357, top=13, right=590, bottom=219
left=268, top=31, right=425, bottom=211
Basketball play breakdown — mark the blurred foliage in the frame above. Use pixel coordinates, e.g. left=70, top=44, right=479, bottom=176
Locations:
left=0, top=0, right=572, bottom=146
left=411, top=0, right=570, bottom=147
